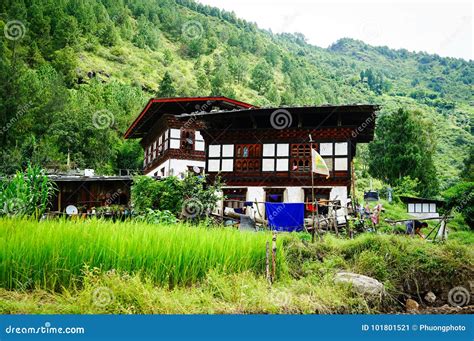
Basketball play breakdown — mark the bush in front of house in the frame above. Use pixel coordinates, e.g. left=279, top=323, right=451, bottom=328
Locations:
left=130, top=172, right=223, bottom=221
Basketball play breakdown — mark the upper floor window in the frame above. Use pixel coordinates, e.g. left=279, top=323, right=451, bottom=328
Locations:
left=181, top=129, right=195, bottom=151
left=262, top=143, right=289, bottom=172
left=235, top=144, right=261, bottom=172
left=195, top=131, right=205, bottom=151
left=208, top=144, right=234, bottom=172
left=290, top=144, right=311, bottom=172
left=169, top=128, right=181, bottom=149
left=319, top=142, right=348, bottom=171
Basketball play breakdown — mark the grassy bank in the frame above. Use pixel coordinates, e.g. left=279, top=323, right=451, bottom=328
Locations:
left=1, top=218, right=472, bottom=314
left=284, top=233, right=474, bottom=296
left=0, top=218, right=286, bottom=290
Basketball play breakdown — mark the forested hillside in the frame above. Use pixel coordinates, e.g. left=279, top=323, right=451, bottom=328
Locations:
left=0, top=0, right=472, bottom=192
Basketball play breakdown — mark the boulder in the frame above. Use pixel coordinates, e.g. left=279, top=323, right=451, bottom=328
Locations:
left=424, top=291, right=436, bottom=303
left=406, top=298, right=419, bottom=312
left=335, top=272, right=384, bottom=296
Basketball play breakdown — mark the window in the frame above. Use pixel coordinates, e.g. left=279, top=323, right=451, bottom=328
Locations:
left=170, top=128, right=181, bottom=149
left=319, top=142, right=349, bottom=172
left=223, top=189, right=247, bottom=210
left=290, top=144, right=311, bottom=172
left=207, top=144, right=234, bottom=172
left=181, top=129, right=195, bottom=151
left=235, top=144, right=261, bottom=172
left=265, top=188, right=284, bottom=203
left=262, top=143, right=289, bottom=172
left=195, top=131, right=205, bottom=151
left=408, top=202, right=436, bottom=213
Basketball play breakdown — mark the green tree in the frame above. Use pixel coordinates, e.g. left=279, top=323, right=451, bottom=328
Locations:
left=443, top=182, right=474, bottom=230
left=368, top=108, right=439, bottom=196
left=157, top=71, right=176, bottom=97
left=250, top=61, right=273, bottom=94
left=51, top=47, right=78, bottom=87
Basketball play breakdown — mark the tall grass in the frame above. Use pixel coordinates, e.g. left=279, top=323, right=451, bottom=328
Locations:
left=0, top=218, right=286, bottom=291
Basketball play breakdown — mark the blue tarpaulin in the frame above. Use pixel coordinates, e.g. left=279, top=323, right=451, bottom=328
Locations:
left=265, top=202, right=305, bottom=232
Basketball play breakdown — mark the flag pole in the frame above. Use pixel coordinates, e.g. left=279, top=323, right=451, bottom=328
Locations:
left=309, top=135, right=319, bottom=242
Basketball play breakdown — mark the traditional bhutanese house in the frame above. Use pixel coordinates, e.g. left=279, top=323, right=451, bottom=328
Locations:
left=124, top=97, right=255, bottom=177
left=125, top=97, right=378, bottom=220
left=399, top=196, right=444, bottom=219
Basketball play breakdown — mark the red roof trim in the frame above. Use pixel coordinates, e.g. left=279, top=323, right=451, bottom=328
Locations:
left=124, top=97, right=255, bottom=139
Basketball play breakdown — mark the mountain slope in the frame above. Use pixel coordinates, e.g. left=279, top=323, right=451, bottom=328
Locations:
left=0, top=0, right=472, bottom=190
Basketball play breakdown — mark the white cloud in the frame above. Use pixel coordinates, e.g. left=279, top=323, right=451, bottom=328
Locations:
left=198, top=0, right=473, bottom=60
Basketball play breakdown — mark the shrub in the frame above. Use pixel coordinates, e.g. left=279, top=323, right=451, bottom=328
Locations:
left=443, top=181, right=474, bottom=230
left=131, top=173, right=223, bottom=220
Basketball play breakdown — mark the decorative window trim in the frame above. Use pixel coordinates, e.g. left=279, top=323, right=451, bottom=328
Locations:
left=262, top=143, right=289, bottom=172
left=208, top=144, right=234, bottom=172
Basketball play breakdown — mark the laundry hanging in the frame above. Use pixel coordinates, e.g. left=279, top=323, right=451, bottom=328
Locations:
left=265, top=202, right=305, bottom=232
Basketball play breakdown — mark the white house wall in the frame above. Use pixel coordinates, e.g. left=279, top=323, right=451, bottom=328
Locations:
left=145, top=159, right=205, bottom=178
left=284, top=187, right=304, bottom=203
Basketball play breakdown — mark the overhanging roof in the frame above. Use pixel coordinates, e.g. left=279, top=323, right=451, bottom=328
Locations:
left=399, top=196, right=445, bottom=205
left=176, top=104, right=379, bottom=142
left=124, top=97, right=255, bottom=139
left=48, top=175, right=133, bottom=182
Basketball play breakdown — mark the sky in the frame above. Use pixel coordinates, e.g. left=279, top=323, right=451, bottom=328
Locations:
left=197, top=0, right=473, bottom=60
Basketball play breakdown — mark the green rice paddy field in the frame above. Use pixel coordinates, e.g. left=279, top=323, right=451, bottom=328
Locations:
left=0, top=218, right=472, bottom=314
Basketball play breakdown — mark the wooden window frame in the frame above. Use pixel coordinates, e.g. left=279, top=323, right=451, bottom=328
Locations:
left=290, top=143, right=312, bottom=173
left=223, top=188, right=247, bottom=209
left=235, top=144, right=261, bottom=172
left=262, top=143, right=289, bottom=172
left=318, top=141, right=349, bottom=173
left=207, top=144, right=234, bottom=172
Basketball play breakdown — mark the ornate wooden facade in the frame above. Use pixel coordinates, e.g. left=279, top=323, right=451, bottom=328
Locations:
left=125, top=97, right=378, bottom=210
left=124, top=97, right=254, bottom=177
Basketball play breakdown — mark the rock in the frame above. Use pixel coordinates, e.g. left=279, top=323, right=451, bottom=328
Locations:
left=334, top=272, right=384, bottom=296
left=424, top=291, right=436, bottom=303
left=406, top=298, right=419, bottom=312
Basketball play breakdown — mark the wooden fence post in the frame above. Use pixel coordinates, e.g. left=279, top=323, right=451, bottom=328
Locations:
left=271, top=232, right=277, bottom=283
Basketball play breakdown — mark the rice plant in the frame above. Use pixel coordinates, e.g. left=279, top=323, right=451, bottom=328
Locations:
left=0, top=218, right=286, bottom=291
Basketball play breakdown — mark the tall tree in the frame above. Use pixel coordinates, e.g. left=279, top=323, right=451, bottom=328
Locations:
left=156, top=71, right=176, bottom=98
left=250, top=61, right=273, bottom=94
left=368, top=108, right=439, bottom=196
